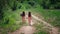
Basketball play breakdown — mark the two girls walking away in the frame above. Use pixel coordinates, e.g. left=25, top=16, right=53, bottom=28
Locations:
left=21, top=11, right=31, bottom=25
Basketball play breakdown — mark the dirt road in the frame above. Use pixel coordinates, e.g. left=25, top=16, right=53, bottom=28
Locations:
left=9, top=26, right=35, bottom=34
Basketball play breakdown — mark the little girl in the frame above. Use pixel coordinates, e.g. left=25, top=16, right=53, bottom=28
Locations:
left=21, top=11, right=25, bottom=23
left=28, top=12, right=31, bottom=25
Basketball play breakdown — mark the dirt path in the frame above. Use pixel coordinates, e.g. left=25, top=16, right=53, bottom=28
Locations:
left=20, top=26, right=35, bottom=34
left=9, top=26, right=35, bottom=34
left=32, top=14, right=59, bottom=34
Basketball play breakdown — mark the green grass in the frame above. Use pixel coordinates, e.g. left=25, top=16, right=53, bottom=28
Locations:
left=33, top=21, right=50, bottom=34
left=0, top=7, right=25, bottom=34
left=37, top=10, right=60, bottom=27
left=34, top=30, right=49, bottom=34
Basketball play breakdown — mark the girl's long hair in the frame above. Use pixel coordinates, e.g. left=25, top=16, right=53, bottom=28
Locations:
left=22, top=11, right=25, bottom=16
left=28, top=12, right=31, bottom=17
left=21, top=11, right=25, bottom=16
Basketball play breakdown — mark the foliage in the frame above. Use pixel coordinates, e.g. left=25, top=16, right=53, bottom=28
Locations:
left=0, top=0, right=60, bottom=34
